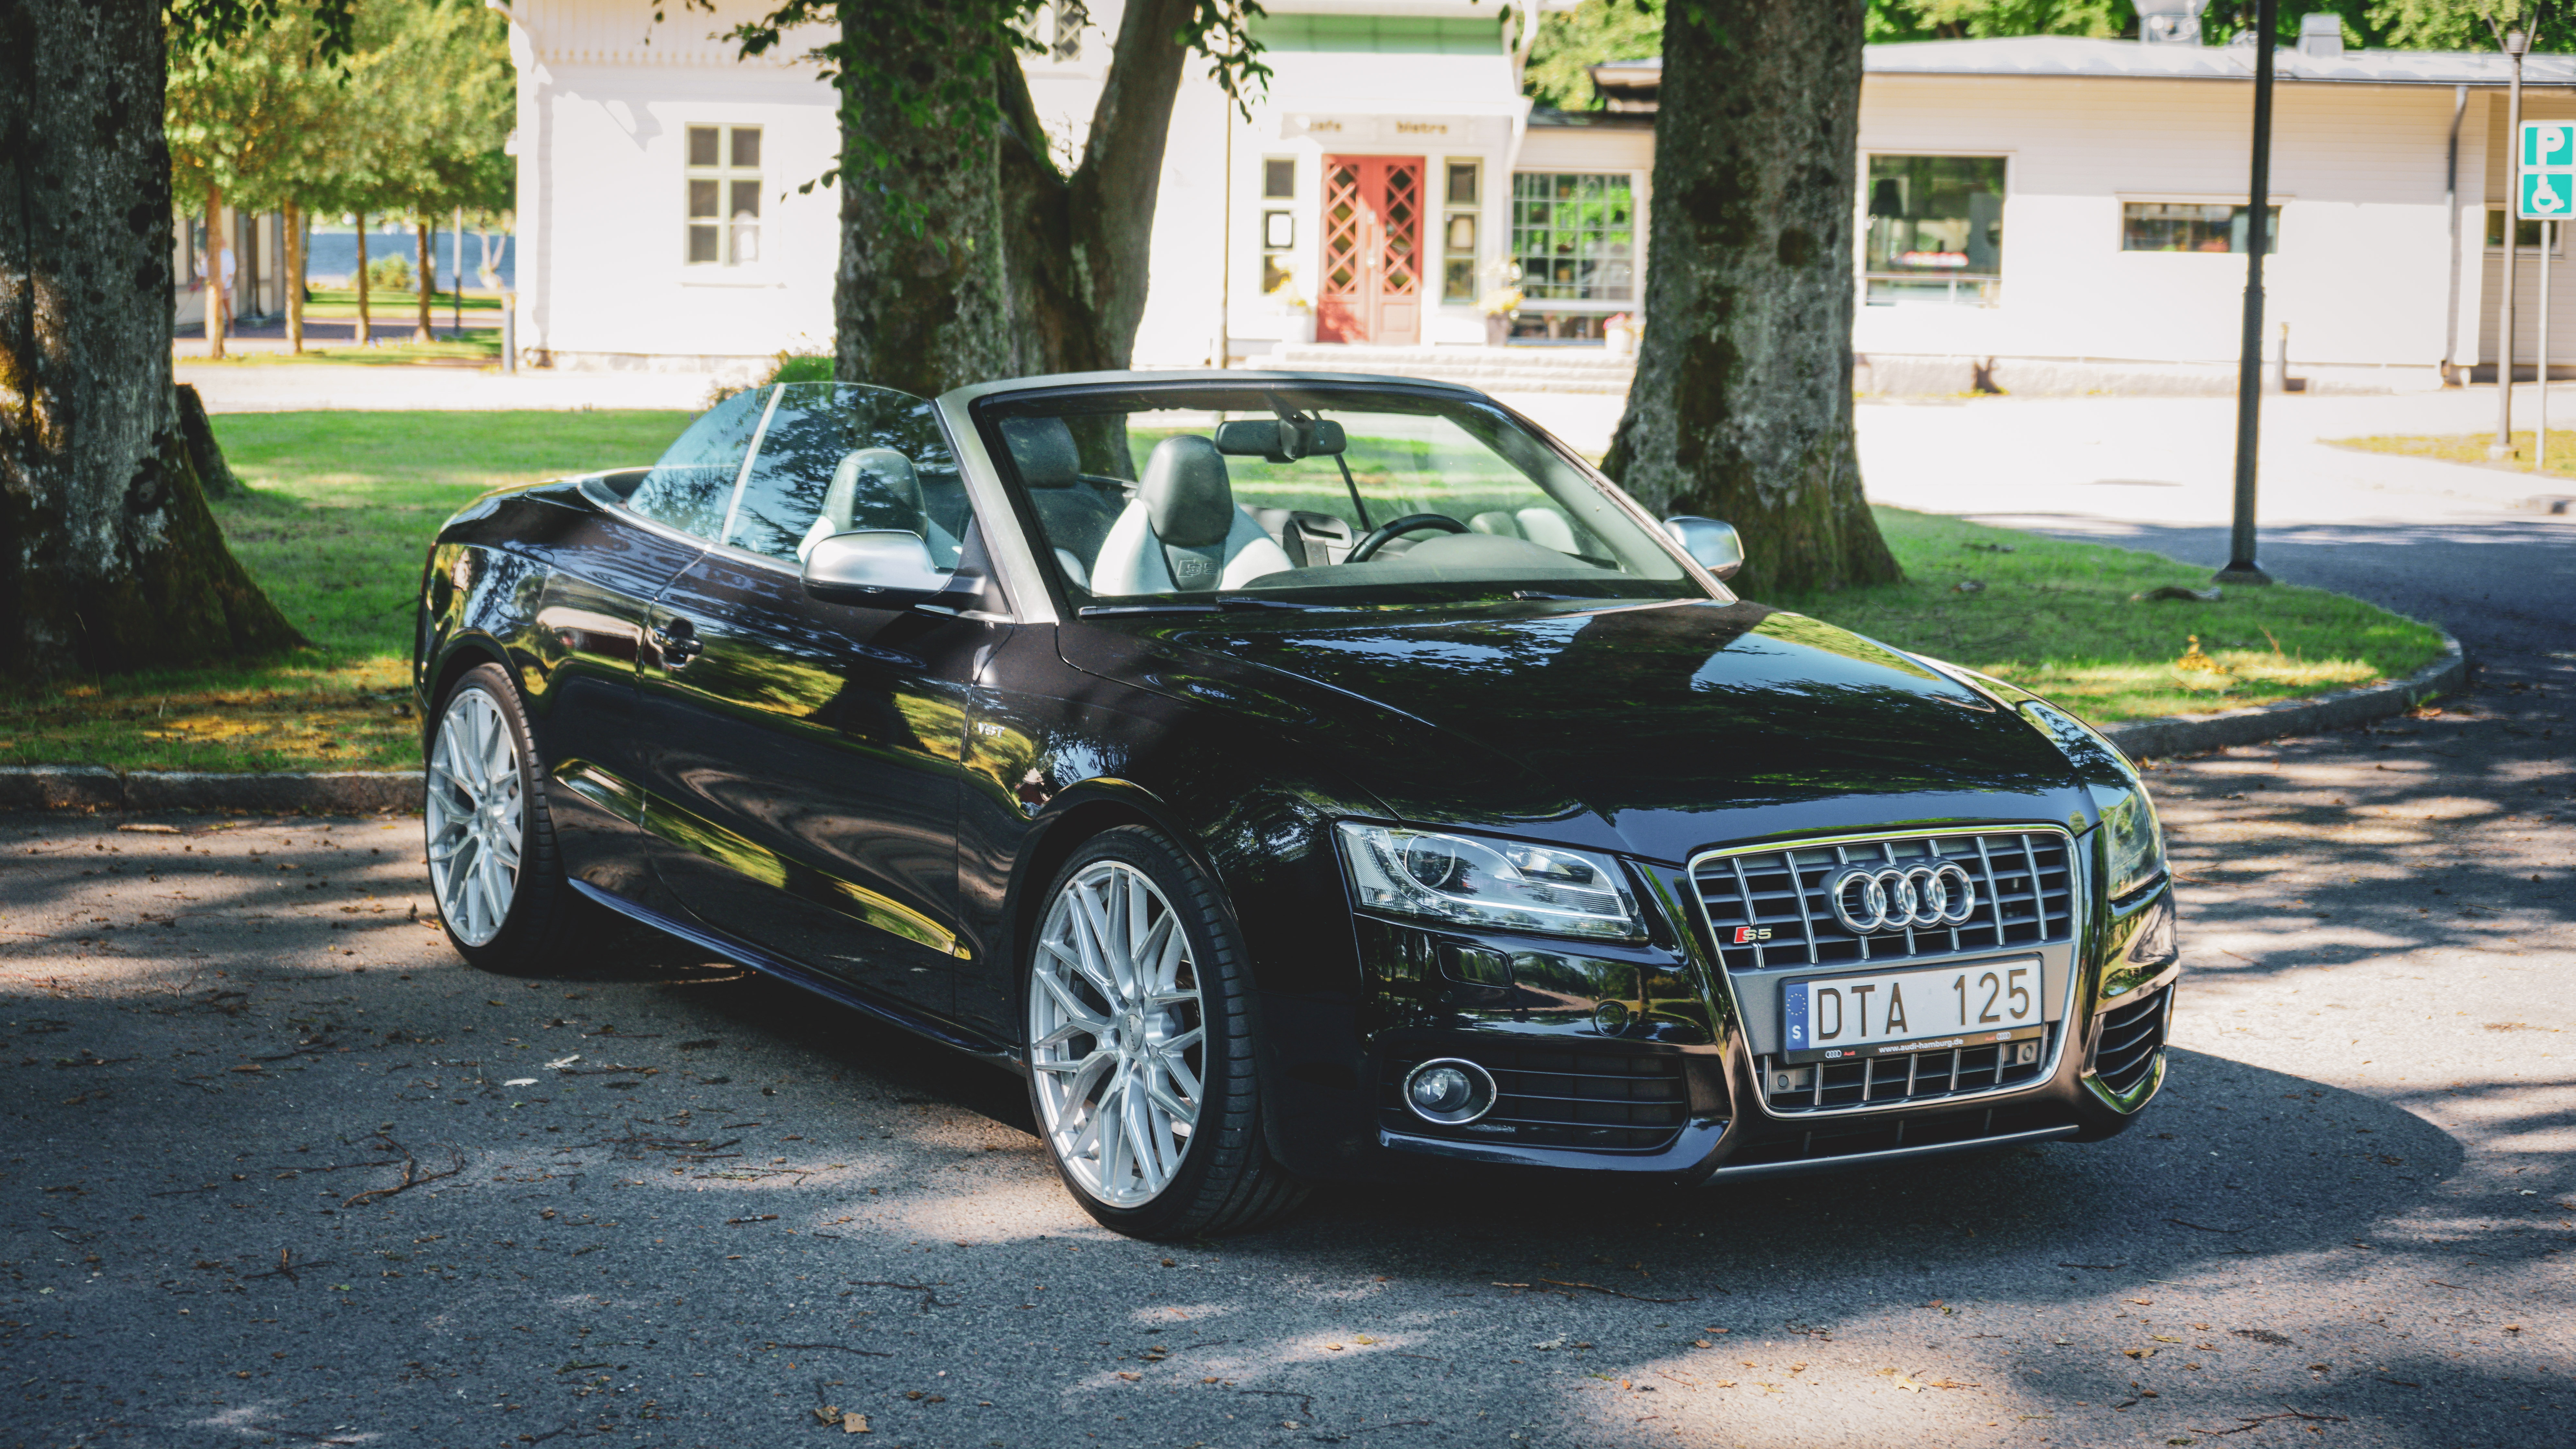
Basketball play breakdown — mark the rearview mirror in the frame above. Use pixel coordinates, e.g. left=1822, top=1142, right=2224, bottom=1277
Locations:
left=1213, top=417, right=1347, bottom=463
left=1663, top=516, right=1744, bottom=581
left=801, top=529, right=949, bottom=606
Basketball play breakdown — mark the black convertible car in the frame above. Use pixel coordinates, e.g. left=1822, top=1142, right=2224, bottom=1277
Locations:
left=412, top=371, right=2178, bottom=1237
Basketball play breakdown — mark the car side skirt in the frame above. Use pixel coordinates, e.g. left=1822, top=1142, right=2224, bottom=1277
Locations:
left=565, top=880, right=1023, bottom=1074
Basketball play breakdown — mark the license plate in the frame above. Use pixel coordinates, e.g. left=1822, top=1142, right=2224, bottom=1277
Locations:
left=1781, top=956, right=2046, bottom=1065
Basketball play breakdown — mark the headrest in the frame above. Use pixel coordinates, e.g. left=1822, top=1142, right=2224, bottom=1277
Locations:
left=999, top=416, right=1081, bottom=489
left=829, top=447, right=922, bottom=522
left=1137, top=435, right=1236, bottom=548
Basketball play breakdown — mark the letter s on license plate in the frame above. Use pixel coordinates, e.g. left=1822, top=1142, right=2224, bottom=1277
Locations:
left=1780, top=955, right=2046, bottom=1065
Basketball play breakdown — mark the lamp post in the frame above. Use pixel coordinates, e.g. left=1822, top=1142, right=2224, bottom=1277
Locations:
left=2496, top=29, right=2532, bottom=458
left=2218, top=0, right=2280, bottom=586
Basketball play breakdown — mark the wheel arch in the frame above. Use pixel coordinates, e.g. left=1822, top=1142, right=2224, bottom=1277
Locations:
left=421, top=635, right=514, bottom=752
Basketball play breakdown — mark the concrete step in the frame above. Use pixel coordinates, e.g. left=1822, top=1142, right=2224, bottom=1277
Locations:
left=1266, top=343, right=1636, bottom=395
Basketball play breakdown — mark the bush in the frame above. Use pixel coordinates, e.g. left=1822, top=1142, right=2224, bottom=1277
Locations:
left=366, top=254, right=415, bottom=293
left=703, top=351, right=834, bottom=407
left=763, top=352, right=833, bottom=385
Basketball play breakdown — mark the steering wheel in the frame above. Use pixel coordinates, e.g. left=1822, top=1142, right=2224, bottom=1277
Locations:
left=1345, top=513, right=1469, bottom=563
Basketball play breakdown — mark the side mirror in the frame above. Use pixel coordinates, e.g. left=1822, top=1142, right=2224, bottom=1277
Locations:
left=1212, top=417, right=1347, bottom=462
left=1663, top=516, right=1744, bottom=581
left=801, top=529, right=949, bottom=606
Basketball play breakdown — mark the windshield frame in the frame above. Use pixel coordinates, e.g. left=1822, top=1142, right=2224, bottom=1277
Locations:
left=957, top=373, right=1732, bottom=620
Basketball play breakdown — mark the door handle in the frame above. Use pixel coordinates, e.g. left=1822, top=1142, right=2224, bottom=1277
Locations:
left=651, top=618, right=703, bottom=667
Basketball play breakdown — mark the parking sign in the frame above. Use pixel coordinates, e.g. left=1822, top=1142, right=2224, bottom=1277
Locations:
left=2521, top=121, right=2576, bottom=218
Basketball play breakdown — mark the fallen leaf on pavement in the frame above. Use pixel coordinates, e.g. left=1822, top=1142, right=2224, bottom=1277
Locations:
left=841, top=1412, right=868, bottom=1433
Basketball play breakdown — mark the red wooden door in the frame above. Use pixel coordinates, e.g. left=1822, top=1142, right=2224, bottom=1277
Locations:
left=1316, top=156, right=1424, bottom=345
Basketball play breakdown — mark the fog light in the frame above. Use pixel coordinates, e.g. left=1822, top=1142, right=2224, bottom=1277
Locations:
left=1402, top=1057, right=1496, bottom=1125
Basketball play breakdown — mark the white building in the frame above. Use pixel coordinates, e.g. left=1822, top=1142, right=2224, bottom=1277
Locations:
left=489, top=0, right=2576, bottom=394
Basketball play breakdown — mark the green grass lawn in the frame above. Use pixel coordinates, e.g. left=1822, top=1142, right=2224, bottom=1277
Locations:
left=1772, top=510, right=2445, bottom=723
left=0, top=411, right=2448, bottom=773
left=0, top=411, right=690, bottom=774
left=2329, top=428, right=2576, bottom=475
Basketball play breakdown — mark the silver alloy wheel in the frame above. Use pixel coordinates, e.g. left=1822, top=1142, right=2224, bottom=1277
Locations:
left=424, top=685, right=525, bottom=948
left=1028, top=859, right=1206, bottom=1209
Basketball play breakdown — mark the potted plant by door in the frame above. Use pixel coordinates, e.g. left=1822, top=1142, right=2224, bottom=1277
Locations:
left=1478, top=258, right=1524, bottom=346
left=1479, top=285, right=1524, bottom=346
left=1269, top=280, right=1315, bottom=345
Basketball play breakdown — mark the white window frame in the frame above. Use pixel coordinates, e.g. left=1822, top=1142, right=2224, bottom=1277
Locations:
left=685, top=124, right=764, bottom=269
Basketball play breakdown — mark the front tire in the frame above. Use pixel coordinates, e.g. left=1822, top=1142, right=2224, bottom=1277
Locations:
left=425, top=663, right=595, bottom=972
left=1025, top=826, right=1307, bottom=1238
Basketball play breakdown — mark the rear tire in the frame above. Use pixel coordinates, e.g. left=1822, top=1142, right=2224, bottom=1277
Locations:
left=424, top=663, right=598, bottom=973
left=1024, top=825, right=1308, bottom=1238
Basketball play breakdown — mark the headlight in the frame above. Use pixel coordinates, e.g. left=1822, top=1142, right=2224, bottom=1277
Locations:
left=2018, top=701, right=2165, bottom=898
left=1336, top=822, right=1645, bottom=941
left=2098, top=784, right=2166, bottom=899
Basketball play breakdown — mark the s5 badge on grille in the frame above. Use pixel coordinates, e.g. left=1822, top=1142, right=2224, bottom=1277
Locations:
left=1732, top=925, right=1773, bottom=944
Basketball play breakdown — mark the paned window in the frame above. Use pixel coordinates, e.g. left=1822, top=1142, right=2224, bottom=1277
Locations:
left=1509, top=172, right=1635, bottom=302
left=2122, top=203, right=2279, bottom=253
left=1443, top=162, right=1479, bottom=302
left=686, top=124, right=762, bottom=266
left=1261, top=159, right=1297, bottom=295
left=1865, top=156, right=2003, bottom=304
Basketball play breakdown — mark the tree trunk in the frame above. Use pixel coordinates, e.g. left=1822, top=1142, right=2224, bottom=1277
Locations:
left=0, top=0, right=306, bottom=681
left=174, top=383, right=247, bottom=501
left=353, top=210, right=370, bottom=345
left=205, top=181, right=229, bottom=359
left=988, top=0, right=1197, bottom=381
left=830, top=0, right=1022, bottom=397
left=284, top=198, right=305, bottom=353
left=413, top=219, right=433, bottom=342
left=1598, top=0, right=1900, bottom=598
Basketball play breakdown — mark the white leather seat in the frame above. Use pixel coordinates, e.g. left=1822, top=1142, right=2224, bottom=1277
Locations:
left=797, top=447, right=957, bottom=564
left=1089, top=436, right=1294, bottom=595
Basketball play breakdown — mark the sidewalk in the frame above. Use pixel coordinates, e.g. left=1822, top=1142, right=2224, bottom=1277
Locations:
left=1856, top=384, right=2576, bottom=528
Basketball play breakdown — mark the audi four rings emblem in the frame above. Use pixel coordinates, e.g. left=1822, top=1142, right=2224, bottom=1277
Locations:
left=1825, top=861, right=1979, bottom=933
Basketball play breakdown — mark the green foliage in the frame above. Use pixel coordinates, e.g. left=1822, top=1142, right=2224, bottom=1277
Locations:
left=165, top=0, right=348, bottom=212
left=1866, top=0, right=2129, bottom=44
left=2355, top=0, right=2576, bottom=50
left=166, top=0, right=513, bottom=230
left=1523, top=0, right=1663, bottom=110
left=365, top=252, right=416, bottom=292
left=164, top=0, right=356, bottom=60
left=1521, top=0, right=2576, bottom=106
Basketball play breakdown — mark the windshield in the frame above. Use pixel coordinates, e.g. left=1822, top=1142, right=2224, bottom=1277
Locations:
left=976, top=384, right=1712, bottom=611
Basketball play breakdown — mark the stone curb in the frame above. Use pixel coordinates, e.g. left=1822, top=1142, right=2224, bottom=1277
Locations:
left=0, top=634, right=2465, bottom=812
left=2098, top=630, right=2467, bottom=760
left=0, top=767, right=421, bottom=815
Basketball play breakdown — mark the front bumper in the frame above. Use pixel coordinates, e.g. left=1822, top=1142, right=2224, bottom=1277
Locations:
left=1268, top=852, right=2178, bottom=1186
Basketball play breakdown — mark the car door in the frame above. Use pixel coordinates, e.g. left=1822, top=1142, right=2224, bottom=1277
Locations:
left=533, top=388, right=771, bottom=897
left=633, top=383, right=1006, bottom=1014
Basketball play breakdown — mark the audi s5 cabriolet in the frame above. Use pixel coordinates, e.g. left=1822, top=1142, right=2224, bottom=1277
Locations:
left=411, top=371, right=2179, bottom=1237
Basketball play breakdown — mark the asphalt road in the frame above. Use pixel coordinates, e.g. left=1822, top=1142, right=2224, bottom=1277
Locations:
left=6, top=396, right=2571, bottom=1449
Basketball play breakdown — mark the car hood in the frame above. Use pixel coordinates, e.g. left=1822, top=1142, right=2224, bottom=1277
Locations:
left=1059, top=598, right=2095, bottom=864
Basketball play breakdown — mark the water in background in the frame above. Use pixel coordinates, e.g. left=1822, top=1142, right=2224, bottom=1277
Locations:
left=303, top=228, right=515, bottom=290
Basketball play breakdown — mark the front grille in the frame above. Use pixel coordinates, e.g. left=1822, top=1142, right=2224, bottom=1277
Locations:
left=2092, top=984, right=2169, bottom=1095
left=1763, top=1028, right=2056, bottom=1114
left=1381, top=1047, right=1687, bottom=1152
left=1694, top=830, right=2075, bottom=972
left=1724, top=1101, right=2072, bottom=1170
